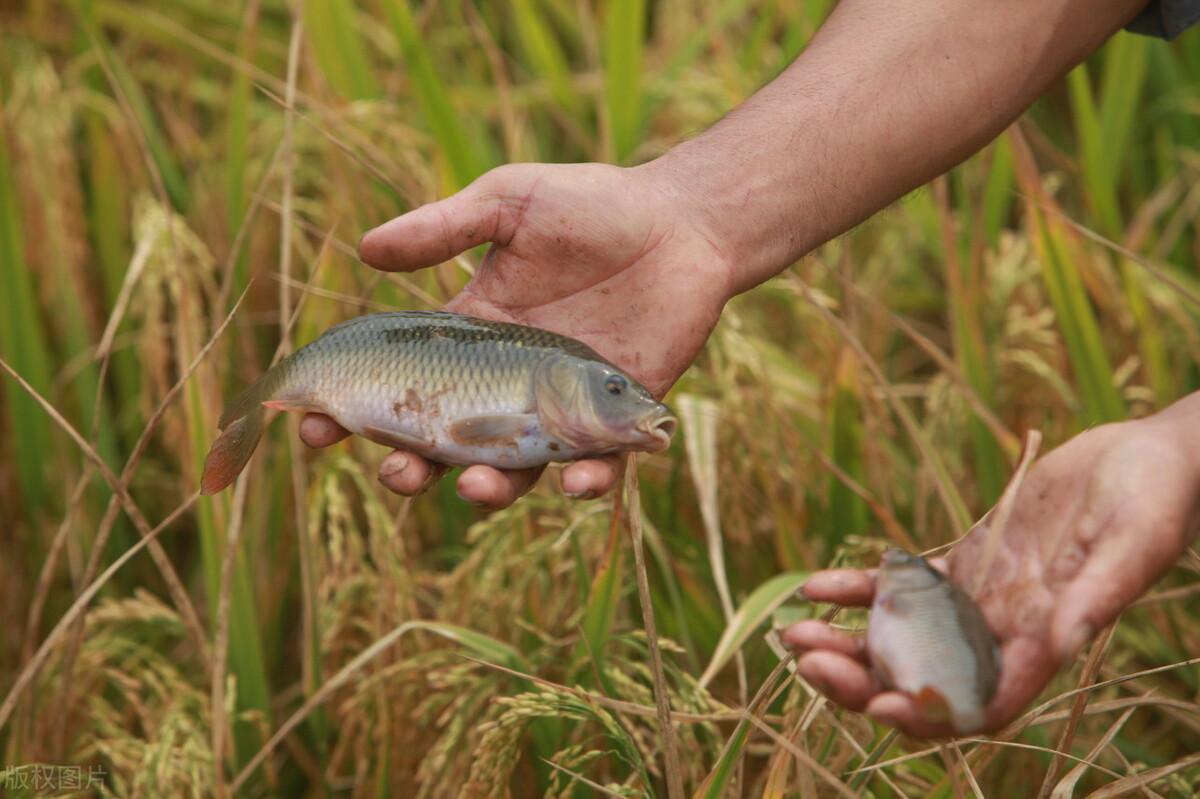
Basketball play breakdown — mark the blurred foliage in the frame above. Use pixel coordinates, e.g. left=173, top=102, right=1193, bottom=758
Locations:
left=0, top=0, right=1199, bottom=796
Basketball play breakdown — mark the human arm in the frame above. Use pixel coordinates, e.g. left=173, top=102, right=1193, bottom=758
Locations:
left=784, top=394, right=1200, bottom=737
left=304, top=0, right=1150, bottom=506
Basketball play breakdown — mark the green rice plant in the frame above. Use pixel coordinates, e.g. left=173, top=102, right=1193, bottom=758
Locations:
left=381, top=0, right=488, bottom=187
left=0, top=99, right=54, bottom=512
left=602, top=0, right=645, bottom=161
left=304, top=2, right=379, bottom=101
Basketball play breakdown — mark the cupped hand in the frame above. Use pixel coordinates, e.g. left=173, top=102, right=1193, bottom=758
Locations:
left=783, top=408, right=1200, bottom=737
left=300, top=162, right=733, bottom=507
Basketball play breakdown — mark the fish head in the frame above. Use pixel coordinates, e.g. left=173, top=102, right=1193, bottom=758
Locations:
left=534, top=355, right=677, bottom=452
left=877, top=549, right=944, bottom=592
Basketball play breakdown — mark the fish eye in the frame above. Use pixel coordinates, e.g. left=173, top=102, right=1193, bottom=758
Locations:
left=604, top=375, right=627, bottom=395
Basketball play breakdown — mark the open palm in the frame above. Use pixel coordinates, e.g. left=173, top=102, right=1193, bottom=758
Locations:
left=300, top=163, right=733, bottom=506
left=784, top=412, right=1200, bottom=737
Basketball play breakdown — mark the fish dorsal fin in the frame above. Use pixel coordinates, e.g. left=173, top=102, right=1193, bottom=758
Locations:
left=448, top=414, right=537, bottom=447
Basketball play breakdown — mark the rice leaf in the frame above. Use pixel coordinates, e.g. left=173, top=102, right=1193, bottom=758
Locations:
left=699, top=572, right=807, bottom=688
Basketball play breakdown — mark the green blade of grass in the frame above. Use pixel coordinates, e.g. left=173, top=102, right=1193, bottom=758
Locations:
left=75, top=3, right=189, bottom=210
left=0, top=111, right=54, bottom=510
left=828, top=348, right=869, bottom=546
left=512, top=0, right=580, bottom=115
left=699, top=571, right=807, bottom=688
left=381, top=0, right=485, bottom=187
left=601, top=0, right=645, bottom=161
left=304, top=1, right=379, bottom=100
left=574, top=506, right=624, bottom=695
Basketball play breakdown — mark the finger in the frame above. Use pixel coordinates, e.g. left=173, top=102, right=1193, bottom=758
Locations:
left=864, top=693, right=952, bottom=738
left=559, top=456, right=624, bottom=500
left=456, top=464, right=543, bottom=509
left=300, top=413, right=351, bottom=448
left=1049, top=524, right=1181, bottom=663
left=378, top=451, right=447, bottom=495
left=984, top=636, right=1055, bottom=730
left=359, top=166, right=529, bottom=272
left=780, top=620, right=869, bottom=663
left=802, top=569, right=877, bottom=606
left=795, top=651, right=882, bottom=712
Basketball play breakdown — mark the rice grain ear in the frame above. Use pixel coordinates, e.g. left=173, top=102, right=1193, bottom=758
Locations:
left=201, top=406, right=265, bottom=495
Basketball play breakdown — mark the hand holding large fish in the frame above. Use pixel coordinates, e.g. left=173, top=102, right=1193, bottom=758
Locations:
left=201, top=311, right=677, bottom=495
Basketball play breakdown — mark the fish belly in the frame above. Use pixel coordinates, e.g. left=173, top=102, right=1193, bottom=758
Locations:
left=298, top=372, right=574, bottom=469
left=868, top=595, right=987, bottom=733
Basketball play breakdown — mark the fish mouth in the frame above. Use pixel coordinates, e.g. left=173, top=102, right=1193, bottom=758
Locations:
left=639, top=413, right=678, bottom=451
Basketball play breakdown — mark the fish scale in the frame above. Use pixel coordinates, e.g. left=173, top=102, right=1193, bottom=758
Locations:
left=201, top=311, right=676, bottom=495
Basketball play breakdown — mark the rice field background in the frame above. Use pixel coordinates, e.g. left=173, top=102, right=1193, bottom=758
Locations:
left=1, top=1, right=1198, bottom=796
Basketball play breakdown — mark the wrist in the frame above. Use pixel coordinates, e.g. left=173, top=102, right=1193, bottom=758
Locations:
left=635, top=150, right=809, bottom=301
left=1148, top=392, right=1200, bottom=452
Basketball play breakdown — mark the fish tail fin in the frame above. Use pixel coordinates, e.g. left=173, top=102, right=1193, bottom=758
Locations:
left=202, top=367, right=285, bottom=495
left=201, top=403, right=266, bottom=495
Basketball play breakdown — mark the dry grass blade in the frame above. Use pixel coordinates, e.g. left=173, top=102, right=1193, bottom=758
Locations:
left=952, top=740, right=985, bottom=799
left=830, top=268, right=1021, bottom=457
left=1086, top=750, right=1200, bottom=798
left=540, top=758, right=629, bottom=798
left=1051, top=704, right=1137, bottom=798
left=0, top=355, right=209, bottom=666
left=1037, top=622, right=1117, bottom=798
left=211, top=471, right=252, bottom=799
left=678, top=393, right=746, bottom=794
left=623, top=455, right=685, bottom=799
left=790, top=272, right=973, bottom=532
left=1039, top=202, right=1200, bottom=311
left=967, top=429, right=1042, bottom=597
left=0, top=492, right=199, bottom=731
left=743, top=712, right=858, bottom=799
left=852, top=737, right=1126, bottom=781
left=47, top=281, right=252, bottom=740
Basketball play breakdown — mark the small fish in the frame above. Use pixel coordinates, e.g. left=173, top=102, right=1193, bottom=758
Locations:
left=201, top=311, right=677, bottom=495
left=866, top=549, right=1001, bottom=734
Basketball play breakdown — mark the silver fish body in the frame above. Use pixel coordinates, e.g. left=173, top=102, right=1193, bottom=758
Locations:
left=201, top=312, right=676, bottom=494
left=866, top=550, right=1001, bottom=734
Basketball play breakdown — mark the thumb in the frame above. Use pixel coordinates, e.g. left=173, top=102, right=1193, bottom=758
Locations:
left=358, top=164, right=533, bottom=272
left=1049, top=516, right=1180, bottom=664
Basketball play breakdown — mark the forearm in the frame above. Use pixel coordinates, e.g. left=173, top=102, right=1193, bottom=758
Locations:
left=641, top=0, right=1148, bottom=295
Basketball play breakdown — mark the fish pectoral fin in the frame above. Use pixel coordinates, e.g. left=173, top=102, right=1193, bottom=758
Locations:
left=262, top=398, right=324, bottom=414
left=913, top=686, right=952, bottom=723
left=448, top=414, right=536, bottom=447
left=363, top=425, right=433, bottom=453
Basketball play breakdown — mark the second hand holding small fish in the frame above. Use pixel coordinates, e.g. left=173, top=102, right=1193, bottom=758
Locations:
left=201, top=311, right=677, bottom=495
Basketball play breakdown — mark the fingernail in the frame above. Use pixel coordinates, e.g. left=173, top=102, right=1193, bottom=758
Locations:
left=867, top=707, right=902, bottom=728
left=356, top=229, right=373, bottom=260
left=566, top=489, right=598, bottom=500
left=1060, top=621, right=1095, bottom=662
left=379, top=453, right=410, bottom=479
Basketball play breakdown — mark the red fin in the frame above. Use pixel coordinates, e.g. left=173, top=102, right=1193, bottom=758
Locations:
left=201, top=411, right=264, bottom=495
left=914, top=686, right=951, bottom=722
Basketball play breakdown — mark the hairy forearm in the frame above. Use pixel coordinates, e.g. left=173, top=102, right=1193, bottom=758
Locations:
left=641, top=0, right=1148, bottom=295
